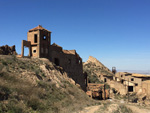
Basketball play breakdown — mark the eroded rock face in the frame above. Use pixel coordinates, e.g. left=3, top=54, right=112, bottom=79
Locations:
left=0, top=45, right=17, bottom=55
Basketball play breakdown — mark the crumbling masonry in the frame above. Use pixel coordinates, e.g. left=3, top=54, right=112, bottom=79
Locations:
left=21, top=25, right=86, bottom=90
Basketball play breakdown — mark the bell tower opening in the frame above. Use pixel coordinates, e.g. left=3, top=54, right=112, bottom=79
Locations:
left=43, top=36, right=46, bottom=40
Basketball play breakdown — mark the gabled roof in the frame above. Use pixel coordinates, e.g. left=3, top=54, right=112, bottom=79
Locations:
left=28, top=25, right=51, bottom=32
left=51, top=43, right=62, bottom=48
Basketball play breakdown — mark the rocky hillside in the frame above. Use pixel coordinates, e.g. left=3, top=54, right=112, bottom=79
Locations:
left=83, top=56, right=114, bottom=83
left=0, top=55, right=98, bottom=113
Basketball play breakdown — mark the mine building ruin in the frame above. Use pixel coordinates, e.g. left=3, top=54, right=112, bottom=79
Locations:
left=21, top=25, right=51, bottom=58
left=113, top=72, right=150, bottom=96
left=21, top=25, right=86, bottom=90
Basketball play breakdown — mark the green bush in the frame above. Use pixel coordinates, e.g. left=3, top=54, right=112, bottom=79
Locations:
left=1, top=60, right=7, bottom=66
left=27, top=97, right=43, bottom=111
left=88, top=75, right=101, bottom=83
left=105, top=83, right=110, bottom=89
left=6, top=99, right=26, bottom=113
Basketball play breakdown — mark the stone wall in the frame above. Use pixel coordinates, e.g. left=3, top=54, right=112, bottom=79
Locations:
left=113, top=72, right=150, bottom=96
left=21, top=26, right=86, bottom=91
left=50, top=44, right=86, bottom=91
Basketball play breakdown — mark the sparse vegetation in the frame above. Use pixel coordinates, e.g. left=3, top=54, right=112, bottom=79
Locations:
left=0, top=55, right=97, bottom=113
left=88, top=74, right=102, bottom=83
left=83, top=59, right=113, bottom=84
left=95, top=102, right=132, bottom=113
left=119, top=105, right=133, bottom=113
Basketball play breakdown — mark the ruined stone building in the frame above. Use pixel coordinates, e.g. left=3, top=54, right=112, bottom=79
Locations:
left=0, top=45, right=17, bottom=55
left=21, top=25, right=86, bottom=90
left=113, top=72, right=150, bottom=96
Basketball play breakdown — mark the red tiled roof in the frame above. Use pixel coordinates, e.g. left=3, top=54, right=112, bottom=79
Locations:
left=29, top=25, right=51, bottom=32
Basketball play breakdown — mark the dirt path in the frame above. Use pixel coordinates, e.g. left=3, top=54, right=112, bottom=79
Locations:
left=77, top=99, right=150, bottom=113
left=77, top=105, right=101, bottom=113
left=127, top=105, right=150, bottom=113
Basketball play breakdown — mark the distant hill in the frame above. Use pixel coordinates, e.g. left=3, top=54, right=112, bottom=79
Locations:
left=83, top=56, right=114, bottom=83
left=118, top=70, right=150, bottom=75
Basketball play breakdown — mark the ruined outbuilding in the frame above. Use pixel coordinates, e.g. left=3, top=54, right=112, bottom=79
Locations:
left=21, top=25, right=86, bottom=90
left=113, top=72, right=150, bottom=96
left=86, top=83, right=109, bottom=100
left=0, top=45, right=17, bottom=55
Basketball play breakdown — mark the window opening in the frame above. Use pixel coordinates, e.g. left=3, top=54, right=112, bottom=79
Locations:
left=79, top=59, right=82, bottom=64
left=46, top=48, right=48, bottom=54
left=41, top=48, right=43, bottom=53
left=24, top=47, right=29, bottom=56
left=131, top=78, right=134, bottom=81
left=34, top=34, right=37, bottom=43
left=43, top=36, right=46, bottom=40
left=54, top=58, right=59, bottom=66
left=104, top=78, right=107, bottom=82
left=115, top=77, right=117, bottom=81
left=68, top=59, right=71, bottom=64
left=33, top=50, right=36, bottom=53
left=121, top=80, right=123, bottom=84
left=128, top=86, right=133, bottom=92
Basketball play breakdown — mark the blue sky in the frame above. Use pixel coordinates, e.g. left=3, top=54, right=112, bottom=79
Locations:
left=0, top=0, right=150, bottom=70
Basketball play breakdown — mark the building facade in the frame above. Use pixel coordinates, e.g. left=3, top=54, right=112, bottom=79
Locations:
left=113, top=72, right=150, bottom=96
left=21, top=25, right=86, bottom=90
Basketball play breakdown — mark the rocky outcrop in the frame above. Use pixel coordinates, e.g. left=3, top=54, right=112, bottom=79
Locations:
left=0, top=45, right=17, bottom=55
left=83, top=56, right=113, bottom=77
left=84, top=56, right=111, bottom=71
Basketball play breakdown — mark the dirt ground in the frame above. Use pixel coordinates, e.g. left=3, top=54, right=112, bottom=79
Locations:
left=78, top=105, right=101, bottom=113
left=126, top=105, right=150, bottom=113
left=77, top=99, right=150, bottom=113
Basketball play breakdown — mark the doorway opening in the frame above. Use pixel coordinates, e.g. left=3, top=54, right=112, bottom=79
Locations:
left=104, top=78, right=107, bottom=82
left=24, top=47, right=30, bottom=57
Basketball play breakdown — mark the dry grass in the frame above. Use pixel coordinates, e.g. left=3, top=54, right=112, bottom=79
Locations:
left=0, top=55, right=97, bottom=113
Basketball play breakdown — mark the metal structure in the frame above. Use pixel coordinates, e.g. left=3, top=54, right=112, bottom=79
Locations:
left=112, top=67, right=117, bottom=74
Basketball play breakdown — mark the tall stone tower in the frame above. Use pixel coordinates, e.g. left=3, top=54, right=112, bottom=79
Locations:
left=27, top=25, right=51, bottom=58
